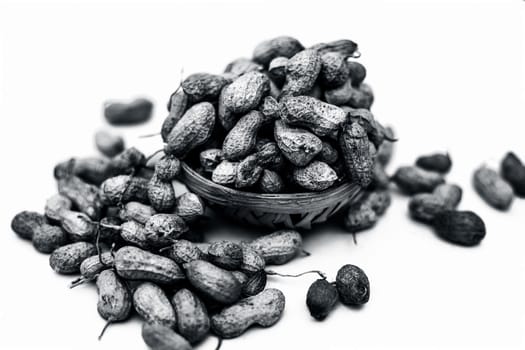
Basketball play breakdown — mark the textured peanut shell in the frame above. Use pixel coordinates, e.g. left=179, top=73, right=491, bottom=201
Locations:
left=172, top=288, right=210, bottom=343
left=249, top=230, right=302, bottom=265
left=325, top=79, right=355, bottom=106
left=99, top=175, right=149, bottom=206
left=154, top=157, right=181, bottom=182
left=473, top=166, right=514, bottom=210
left=344, top=203, right=377, bottom=233
left=142, top=322, right=192, bottom=350
left=224, top=58, right=263, bottom=78
left=162, top=90, right=189, bottom=142
left=281, top=96, right=346, bottom=138
left=45, top=194, right=72, bottom=222
left=165, top=102, right=216, bottom=158
left=58, top=175, right=103, bottom=220
left=242, top=271, right=267, bottom=297
left=306, top=278, right=338, bottom=320
left=222, top=71, right=269, bottom=115
left=147, top=176, right=176, bottom=213
left=115, top=246, right=185, bottom=284
left=59, top=209, right=97, bottom=242
left=79, top=252, right=114, bottom=280
left=212, top=160, right=238, bottom=185
left=217, top=86, right=237, bottom=131
left=199, top=149, right=223, bottom=173
left=208, top=241, right=243, bottom=270
left=339, top=122, right=374, bottom=187
left=181, top=73, right=228, bottom=103
left=319, top=52, right=350, bottom=88
left=167, top=240, right=204, bottom=265
left=96, top=270, right=131, bottom=322
left=211, top=288, right=285, bottom=339
left=274, top=120, right=322, bottom=166
left=144, top=214, right=188, bottom=248
left=107, top=147, right=146, bottom=176
left=268, top=56, right=288, bottom=85
left=235, top=154, right=263, bottom=189
left=317, top=141, right=339, bottom=165
left=49, top=242, right=97, bottom=274
left=362, top=190, right=392, bottom=216
left=32, top=224, right=68, bottom=253
left=185, top=260, right=241, bottom=304
left=310, top=39, right=359, bottom=58
left=336, top=264, right=370, bottom=305
left=259, top=170, right=284, bottom=194
left=54, top=157, right=111, bottom=185
left=120, top=220, right=150, bottom=248
left=222, top=110, right=264, bottom=161
left=119, top=202, right=156, bottom=224
left=11, top=211, right=47, bottom=240
left=133, top=282, right=176, bottom=328
left=174, top=193, right=204, bottom=222
left=253, top=36, right=304, bottom=66
left=293, top=161, right=338, bottom=191
left=280, top=49, right=322, bottom=98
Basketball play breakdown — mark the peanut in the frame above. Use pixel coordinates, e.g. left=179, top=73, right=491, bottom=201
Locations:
left=241, top=270, right=267, bottom=297
left=119, top=202, right=156, bottom=224
left=165, top=102, right=216, bottom=158
left=235, top=154, right=263, bottom=188
left=259, top=96, right=281, bottom=121
left=100, top=175, right=150, bottom=205
left=347, top=61, right=367, bottom=86
left=174, top=193, right=205, bottom=222
left=181, top=73, right=228, bottom=103
left=104, top=98, right=153, bottom=126
left=144, top=214, right=188, bottom=248
left=376, top=126, right=395, bottom=166
left=11, top=211, right=47, bottom=240
left=306, top=278, right=338, bottom=320
left=293, top=161, right=338, bottom=191
left=408, top=193, right=447, bottom=223
left=473, top=165, right=514, bottom=210
left=316, top=141, right=339, bottom=165
left=339, top=122, right=374, bottom=187
left=217, top=86, right=237, bottom=131
left=120, top=220, right=149, bottom=248
left=281, top=96, right=347, bottom=138
left=133, top=282, right=176, bottom=328
left=259, top=169, right=284, bottom=193
left=249, top=230, right=303, bottom=265
left=172, top=288, right=210, bottom=343
left=165, top=240, right=205, bottom=265
left=501, top=152, right=525, bottom=197
left=71, top=252, right=114, bottom=287
left=268, top=56, right=288, bottom=86
left=348, top=83, right=374, bottom=109
left=148, top=175, right=176, bottom=212
left=211, top=160, right=238, bottom=186
left=208, top=241, right=243, bottom=270
left=336, top=264, right=370, bottom=305
left=199, top=149, right=223, bottom=173
left=224, top=58, right=263, bottom=78
left=114, top=246, right=185, bottom=284
left=49, top=242, right=97, bottom=274
left=32, top=224, right=68, bottom=254
left=222, top=110, right=264, bottom=161
left=344, top=203, right=378, bottom=233
left=162, top=90, right=190, bottom=142
left=280, top=49, right=322, bottom=98
left=154, top=157, right=181, bottom=182
left=319, top=52, right=349, bottom=88
left=310, top=39, right=359, bottom=58
left=45, top=194, right=72, bottom=221
left=211, top=288, right=285, bottom=339
left=433, top=183, right=463, bottom=210
left=391, top=166, right=445, bottom=195
left=416, top=153, right=452, bottom=174
left=54, top=157, right=111, bottom=185
left=58, top=175, right=103, bottom=220
left=184, top=260, right=241, bottom=304
left=95, top=130, right=125, bottom=158
left=58, top=209, right=98, bottom=242
left=221, top=71, right=269, bottom=114
left=141, top=322, right=192, bottom=350
left=274, top=120, right=322, bottom=166
left=96, top=269, right=131, bottom=332
left=253, top=36, right=304, bottom=66
left=432, top=210, right=486, bottom=246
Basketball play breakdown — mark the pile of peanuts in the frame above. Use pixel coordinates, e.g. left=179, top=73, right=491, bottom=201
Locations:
left=11, top=35, right=525, bottom=349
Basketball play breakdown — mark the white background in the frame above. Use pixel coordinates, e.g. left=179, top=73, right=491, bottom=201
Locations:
left=1, top=0, right=524, bottom=349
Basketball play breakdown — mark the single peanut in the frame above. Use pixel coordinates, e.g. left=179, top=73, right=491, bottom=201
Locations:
left=172, top=288, right=210, bottom=343
left=133, top=282, right=176, bottom=328
left=249, top=230, right=303, bottom=265
left=184, top=260, right=241, bottom=304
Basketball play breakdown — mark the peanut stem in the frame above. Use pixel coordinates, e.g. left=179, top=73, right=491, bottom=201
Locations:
left=138, top=132, right=161, bottom=138
left=215, top=336, right=223, bottom=350
left=98, top=319, right=113, bottom=340
left=352, top=232, right=358, bottom=245
left=300, top=249, right=311, bottom=257
left=265, top=269, right=327, bottom=280
left=69, top=277, right=86, bottom=289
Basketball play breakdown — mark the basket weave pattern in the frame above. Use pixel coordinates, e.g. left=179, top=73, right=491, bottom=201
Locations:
left=180, top=163, right=363, bottom=229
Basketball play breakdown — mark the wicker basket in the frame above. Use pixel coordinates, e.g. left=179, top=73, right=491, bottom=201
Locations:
left=180, top=162, right=363, bottom=230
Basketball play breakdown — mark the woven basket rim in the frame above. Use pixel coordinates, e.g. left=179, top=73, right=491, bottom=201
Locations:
left=180, top=162, right=362, bottom=213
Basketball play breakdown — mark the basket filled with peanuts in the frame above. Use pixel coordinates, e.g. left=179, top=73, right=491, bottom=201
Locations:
left=159, top=36, right=395, bottom=229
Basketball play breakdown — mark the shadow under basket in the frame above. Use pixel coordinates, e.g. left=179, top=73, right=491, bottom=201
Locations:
left=180, top=162, right=364, bottom=230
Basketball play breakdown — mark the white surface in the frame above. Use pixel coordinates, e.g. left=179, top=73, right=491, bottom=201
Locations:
left=1, top=0, right=524, bottom=349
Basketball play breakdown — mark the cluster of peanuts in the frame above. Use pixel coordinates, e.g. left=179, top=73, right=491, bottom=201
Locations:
left=11, top=125, right=370, bottom=348
left=159, top=36, right=394, bottom=197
